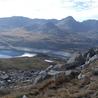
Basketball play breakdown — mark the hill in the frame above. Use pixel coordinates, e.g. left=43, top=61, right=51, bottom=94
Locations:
left=0, top=48, right=98, bottom=98
left=0, top=16, right=98, bottom=51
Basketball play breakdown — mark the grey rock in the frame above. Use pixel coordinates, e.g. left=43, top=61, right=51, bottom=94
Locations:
left=33, top=70, right=47, bottom=85
left=22, top=95, right=28, bottom=98
left=48, top=70, right=64, bottom=76
left=65, top=70, right=72, bottom=76
left=0, top=74, right=9, bottom=80
left=84, top=48, right=96, bottom=61
left=78, top=73, right=85, bottom=80
left=89, top=55, right=98, bottom=62
left=92, top=67, right=98, bottom=75
left=66, top=52, right=85, bottom=69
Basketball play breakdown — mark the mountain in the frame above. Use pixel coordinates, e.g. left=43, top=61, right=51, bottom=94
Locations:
left=0, top=16, right=32, bottom=31
left=0, top=16, right=98, bottom=51
left=1, top=16, right=98, bottom=32
left=56, top=16, right=81, bottom=32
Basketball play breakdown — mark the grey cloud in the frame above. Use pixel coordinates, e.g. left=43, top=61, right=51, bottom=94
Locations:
left=61, top=0, right=93, bottom=11
left=73, top=0, right=92, bottom=10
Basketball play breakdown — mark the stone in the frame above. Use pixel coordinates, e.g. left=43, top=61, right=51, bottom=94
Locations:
left=45, top=65, right=54, bottom=72
left=84, top=48, right=96, bottom=61
left=66, top=52, right=85, bottom=69
left=92, top=67, right=98, bottom=75
left=44, top=59, right=54, bottom=63
left=65, top=70, right=72, bottom=76
left=33, top=70, right=47, bottom=85
left=89, top=55, right=98, bottom=62
left=78, top=73, right=85, bottom=80
left=48, top=70, right=64, bottom=76
left=22, top=95, right=27, bottom=98
left=0, top=74, right=9, bottom=80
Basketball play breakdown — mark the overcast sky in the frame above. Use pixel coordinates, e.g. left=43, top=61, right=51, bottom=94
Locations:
left=0, top=0, right=97, bottom=21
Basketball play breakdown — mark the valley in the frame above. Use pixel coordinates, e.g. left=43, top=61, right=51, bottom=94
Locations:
left=0, top=16, right=97, bottom=98
left=0, top=16, right=98, bottom=51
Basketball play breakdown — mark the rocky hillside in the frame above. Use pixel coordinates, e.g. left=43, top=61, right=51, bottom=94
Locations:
left=0, top=48, right=98, bottom=98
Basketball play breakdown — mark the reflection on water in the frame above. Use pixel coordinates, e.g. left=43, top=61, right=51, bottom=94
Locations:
left=18, top=53, right=37, bottom=57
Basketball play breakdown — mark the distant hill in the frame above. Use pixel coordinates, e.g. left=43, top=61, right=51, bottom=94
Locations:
left=0, top=16, right=98, bottom=51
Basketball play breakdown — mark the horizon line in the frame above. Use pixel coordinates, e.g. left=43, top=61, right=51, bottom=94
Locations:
left=0, top=15, right=98, bottom=22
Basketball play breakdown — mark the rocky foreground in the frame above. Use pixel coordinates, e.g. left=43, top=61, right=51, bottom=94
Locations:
left=0, top=48, right=98, bottom=98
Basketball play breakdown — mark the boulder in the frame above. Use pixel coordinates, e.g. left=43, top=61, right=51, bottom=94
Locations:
left=78, top=73, right=85, bottom=80
left=33, top=70, right=47, bottom=85
left=65, top=70, right=72, bottom=76
left=82, top=55, right=98, bottom=69
left=92, top=67, right=98, bottom=75
left=65, top=70, right=80, bottom=78
left=0, top=74, right=9, bottom=80
left=66, top=52, right=85, bottom=69
left=22, top=95, right=28, bottom=98
left=83, top=48, right=96, bottom=61
left=89, top=55, right=98, bottom=62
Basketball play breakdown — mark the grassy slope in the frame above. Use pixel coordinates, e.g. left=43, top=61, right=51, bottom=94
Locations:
left=0, top=55, right=65, bottom=71
left=0, top=57, right=50, bottom=70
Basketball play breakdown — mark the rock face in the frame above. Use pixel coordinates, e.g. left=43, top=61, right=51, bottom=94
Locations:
left=83, top=48, right=96, bottom=61
left=66, top=52, right=85, bottom=69
left=33, top=65, right=54, bottom=85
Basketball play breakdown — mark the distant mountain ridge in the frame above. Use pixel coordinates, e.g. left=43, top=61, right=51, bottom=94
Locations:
left=0, top=16, right=98, bottom=51
left=0, top=16, right=98, bottom=33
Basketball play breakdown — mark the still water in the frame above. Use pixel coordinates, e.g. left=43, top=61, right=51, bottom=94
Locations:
left=0, top=49, right=71, bottom=58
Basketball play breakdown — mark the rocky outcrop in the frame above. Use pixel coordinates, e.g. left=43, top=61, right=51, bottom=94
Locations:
left=83, top=48, right=96, bottom=61
left=66, top=52, right=85, bottom=69
left=33, top=49, right=98, bottom=85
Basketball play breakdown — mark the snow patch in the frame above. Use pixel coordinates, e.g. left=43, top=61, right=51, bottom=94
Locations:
left=44, top=59, right=53, bottom=63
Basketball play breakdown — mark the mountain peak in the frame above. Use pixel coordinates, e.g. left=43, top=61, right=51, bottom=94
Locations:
left=64, top=16, right=76, bottom=21
left=66, top=16, right=74, bottom=20
left=61, top=16, right=76, bottom=24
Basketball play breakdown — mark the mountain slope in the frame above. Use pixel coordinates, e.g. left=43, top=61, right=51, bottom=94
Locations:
left=0, top=16, right=98, bottom=51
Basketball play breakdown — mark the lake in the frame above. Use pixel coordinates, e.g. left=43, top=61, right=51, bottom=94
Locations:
left=0, top=49, right=71, bottom=59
